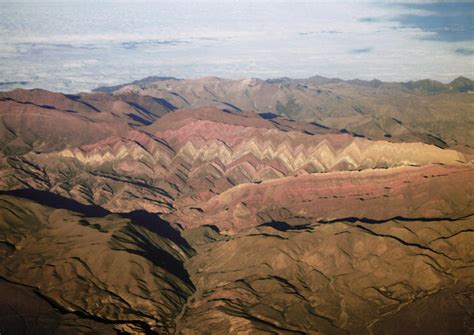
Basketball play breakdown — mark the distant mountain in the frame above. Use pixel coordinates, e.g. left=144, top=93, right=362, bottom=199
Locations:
left=306, top=74, right=345, bottom=85
left=402, top=76, right=474, bottom=93
left=93, top=75, right=474, bottom=153
left=283, top=75, right=473, bottom=92
left=99, top=75, right=474, bottom=94
left=94, top=76, right=180, bottom=93
left=402, top=79, right=450, bottom=93
left=449, top=76, right=474, bottom=92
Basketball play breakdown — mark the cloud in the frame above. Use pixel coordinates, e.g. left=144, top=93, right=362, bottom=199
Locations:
left=350, top=47, right=373, bottom=54
left=455, top=48, right=474, bottom=56
left=359, top=17, right=380, bottom=23
left=121, top=40, right=186, bottom=50
left=0, top=81, right=29, bottom=87
left=299, top=30, right=341, bottom=36
left=391, top=3, right=474, bottom=42
left=0, top=2, right=472, bottom=93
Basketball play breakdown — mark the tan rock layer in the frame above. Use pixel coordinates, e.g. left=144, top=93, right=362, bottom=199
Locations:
left=0, top=195, right=194, bottom=333
left=179, top=217, right=474, bottom=334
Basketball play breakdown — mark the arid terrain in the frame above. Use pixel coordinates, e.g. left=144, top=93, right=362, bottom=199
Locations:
left=0, top=75, right=473, bottom=334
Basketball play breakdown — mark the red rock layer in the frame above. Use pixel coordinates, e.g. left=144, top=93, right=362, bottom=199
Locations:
left=167, top=164, right=474, bottom=232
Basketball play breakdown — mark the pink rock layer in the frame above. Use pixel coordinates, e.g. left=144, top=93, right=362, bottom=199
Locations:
left=167, top=164, right=474, bottom=232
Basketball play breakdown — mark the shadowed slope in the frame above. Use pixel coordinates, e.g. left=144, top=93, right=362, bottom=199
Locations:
left=0, top=278, right=117, bottom=335
left=0, top=192, right=194, bottom=334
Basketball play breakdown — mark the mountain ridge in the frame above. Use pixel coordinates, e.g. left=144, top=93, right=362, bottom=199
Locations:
left=94, top=75, right=474, bottom=94
left=89, top=75, right=474, bottom=155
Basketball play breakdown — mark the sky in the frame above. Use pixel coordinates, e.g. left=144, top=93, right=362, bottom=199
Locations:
left=0, top=1, right=473, bottom=93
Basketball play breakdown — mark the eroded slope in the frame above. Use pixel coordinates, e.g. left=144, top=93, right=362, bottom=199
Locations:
left=0, top=193, right=194, bottom=334
left=179, top=218, right=474, bottom=334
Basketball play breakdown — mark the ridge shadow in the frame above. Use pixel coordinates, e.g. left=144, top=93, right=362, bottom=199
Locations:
left=258, top=221, right=312, bottom=232
left=0, top=189, right=110, bottom=217
left=0, top=189, right=195, bottom=288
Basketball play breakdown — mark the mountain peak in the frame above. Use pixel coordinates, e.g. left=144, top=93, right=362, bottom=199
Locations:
left=449, top=76, right=474, bottom=92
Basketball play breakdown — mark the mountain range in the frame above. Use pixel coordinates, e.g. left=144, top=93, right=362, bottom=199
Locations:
left=0, top=75, right=473, bottom=334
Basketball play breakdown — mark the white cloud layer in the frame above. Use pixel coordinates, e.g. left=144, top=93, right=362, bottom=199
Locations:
left=0, top=2, right=472, bottom=92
